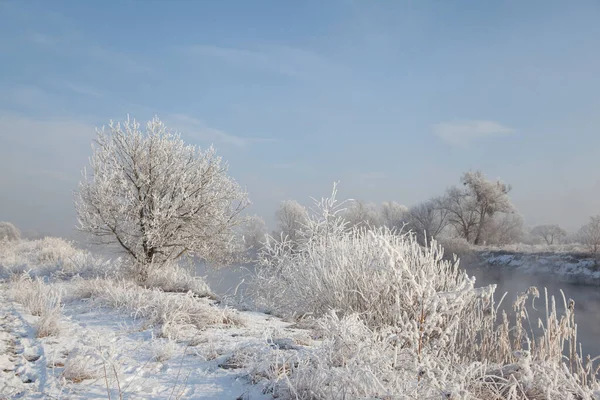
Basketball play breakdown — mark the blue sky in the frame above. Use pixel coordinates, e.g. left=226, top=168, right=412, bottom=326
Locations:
left=1, top=0, right=599, bottom=237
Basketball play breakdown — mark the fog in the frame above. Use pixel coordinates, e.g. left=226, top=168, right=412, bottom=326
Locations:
left=464, top=261, right=600, bottom=358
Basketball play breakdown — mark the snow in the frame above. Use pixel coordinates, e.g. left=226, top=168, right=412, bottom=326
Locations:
left=480, top=250, right=600, bottom=284
left=0, top=280, right=312, bottom=399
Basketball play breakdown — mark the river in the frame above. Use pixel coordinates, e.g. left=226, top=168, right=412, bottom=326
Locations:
left=464, top=261, right=600, bottom=358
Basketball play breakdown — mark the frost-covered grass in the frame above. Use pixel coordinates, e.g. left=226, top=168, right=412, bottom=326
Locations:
left=9, top=273, right=63, bottom=338
left=0, top=237, right=113, bottom=279
left=0, top=277, right=299, bottom=399
left=61, top=347, right=103, bottom=383
left=150, top=337, right=179, bottom=363
left=247, top=307, right=599, bottom=399
left=73, top=278, right=242, bottom=339
left=142, top=262, right=213, bottom=298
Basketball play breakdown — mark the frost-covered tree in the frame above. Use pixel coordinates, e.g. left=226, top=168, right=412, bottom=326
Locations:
left=242, top=215, right=267, bottom=255
left=406, top=198, right=449, bottom=244
left=379, top=201, right=408, bottom=231
left=578, top=215, right=600, bottom=256
left=274, top=200, right=308, bottom=245
left=343, top=200, right=381, bottom=229
left=74, top=116, right=249, bottom=280
left=442, top=171, right=513, bottom=245
left=0, top=221, right=21, bottom=241
left=531, top=224, right=567, bottom=245
left=481, top=212, right=524, bottom=245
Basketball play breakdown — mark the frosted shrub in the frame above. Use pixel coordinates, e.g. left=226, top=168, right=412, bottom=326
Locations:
left=254, top=186, right=489, bottom=343
left=250, top=186, right=600, bottom=399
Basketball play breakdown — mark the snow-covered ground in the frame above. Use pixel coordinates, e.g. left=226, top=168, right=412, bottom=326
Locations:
left=479, top=250, right=600, bottom=285
left=0, top=279, right=312, bottom=399
left=3, top=235, right=600, bottom=399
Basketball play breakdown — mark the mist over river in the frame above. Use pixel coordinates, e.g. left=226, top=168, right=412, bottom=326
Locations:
left=464, top=260, right=600, bottom=358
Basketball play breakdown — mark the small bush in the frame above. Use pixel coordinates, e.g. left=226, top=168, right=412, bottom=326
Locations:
left=61, top=348, right=102, bottom=383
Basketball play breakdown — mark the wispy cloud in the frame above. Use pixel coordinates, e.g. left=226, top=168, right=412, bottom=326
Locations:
left=48, top=80, right=104, bottom=97
left=433, top=120, right=514, bottom=147
left=87, top=45, right=153, bottom=74
left=169, top=114, right=274, bottom=147
left=5, top=2, right=150, bottom=76
left=176, top=44, right=338, bottom=78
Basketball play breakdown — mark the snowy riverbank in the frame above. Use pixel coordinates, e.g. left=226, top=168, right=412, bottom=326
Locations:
left=478, top=249, right=600, bottom=285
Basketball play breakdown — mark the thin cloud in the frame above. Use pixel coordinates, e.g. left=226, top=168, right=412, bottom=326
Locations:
left=434, top=120, right=514, bottom=146
left=176, top=44, right=338, bottom=78
left=5, top=2, right=150, bottom=76
left=52, top=80, right=103, bottom=97
left=169, top=114, right=274, bottom=147
left=87, top=45, right=153, bottom=74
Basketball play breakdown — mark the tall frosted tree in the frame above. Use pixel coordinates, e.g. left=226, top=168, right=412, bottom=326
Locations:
left=579, top=215, right=600, bottom=256
left=274, top=200, right=308, bottom=245
left=0, top=221, right=21, bottom=241
left=74, top=116, right=249, bottom=280
left=443, top=170, right=513, bottom=245
left=531, top=224, right=567, bottom=245
left=406, top=198, right=449, bottom=244
left=380, top=201, right=408, bottom=231
left=343, top=200, right=381, bottom=230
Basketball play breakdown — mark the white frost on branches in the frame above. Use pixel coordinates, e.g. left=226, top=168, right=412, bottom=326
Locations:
left=74, top=116, right=249, bottom=279
left=0, top=221, right=21, bottom=242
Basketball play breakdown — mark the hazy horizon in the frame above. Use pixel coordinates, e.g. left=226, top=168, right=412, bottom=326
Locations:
left=1, top=0, right=599, bottom=239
